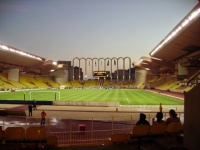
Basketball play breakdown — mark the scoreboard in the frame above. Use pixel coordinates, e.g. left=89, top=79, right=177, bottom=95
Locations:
left=93, top=71, right=107, bottom=77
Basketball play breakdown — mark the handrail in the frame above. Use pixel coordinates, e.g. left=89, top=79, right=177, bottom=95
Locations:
left=187, top=70, right=200, bottom=86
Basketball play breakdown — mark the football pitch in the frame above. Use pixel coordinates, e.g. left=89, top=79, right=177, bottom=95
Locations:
left=0, top=89, right=184, bottom=105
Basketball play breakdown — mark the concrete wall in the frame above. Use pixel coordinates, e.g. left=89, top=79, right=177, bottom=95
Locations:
left=184, top=84, right=200, bottom=150
left=50, top=69, right=68, bottom=84
left=135, top=69, right=150, bottom=84
left=178, top=63, right=188, bottom=75
left=7, top=68, right=19, bottom=81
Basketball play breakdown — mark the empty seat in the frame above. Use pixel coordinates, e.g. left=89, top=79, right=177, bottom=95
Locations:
left=111, top=133, right=129, bottom=144
left=26, top=127, right=46, bottom=141
left=132, top=125, right=150, bottom=137
left=166, top=122, right=182, bottom=134
left=5, top=127, right=25, bottom=142
left=44, top=136, right=58, bottom=148
left=130, top=125, right=150, bottom=150
left=25, top=127, right=47, bottom=149
left=149, top=123, right=166, bottom=136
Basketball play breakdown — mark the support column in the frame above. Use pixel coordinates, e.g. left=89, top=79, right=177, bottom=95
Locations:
left=8, top=68, right=19, bottom=81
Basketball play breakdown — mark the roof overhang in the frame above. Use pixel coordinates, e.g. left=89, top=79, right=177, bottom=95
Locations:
left=149, top=3, right=200, bottom=67
left=0, top=43, right=65, bottom=74
left=0, top=43, right=45, bottom=70
left=133, top=56, right=175, bottom=73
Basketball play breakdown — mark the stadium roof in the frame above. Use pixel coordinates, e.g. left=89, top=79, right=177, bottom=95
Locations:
left=137, top=56, right=175, bottom=73
left=149, top=3, right=200, bottom=67
left=0, top=43, right=61, bottom=74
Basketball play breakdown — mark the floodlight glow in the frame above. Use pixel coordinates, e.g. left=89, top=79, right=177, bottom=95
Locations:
left=51, top=70, right=55, bottom=72
left=151, top=57, right=162, bottom=61
left=145, top=68, right=150, bottom=70
left=140, top=62, right=148, bottom=65
left=182, top=19, right=189, bottom=27
left=189, top=11, right=198, bottom=20
left=9, top=48, right=15, bottom=52
left=1, top=45, right=9, bottom=50
left=150, top=7, right=200, bottom=56
left=0, top=44, right=43, bottom=61
left=52, top=61, right=57, bottom=65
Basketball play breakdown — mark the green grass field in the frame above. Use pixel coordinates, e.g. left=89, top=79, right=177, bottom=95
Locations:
left=0, top=89, right=184, bottom=105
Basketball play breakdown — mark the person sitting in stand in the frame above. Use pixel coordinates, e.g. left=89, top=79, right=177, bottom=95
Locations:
left=136, top=113, right=150, bottom=125
left=166, top=109, right=180, bottom=125
left=152, top=112, right=165, bottom=124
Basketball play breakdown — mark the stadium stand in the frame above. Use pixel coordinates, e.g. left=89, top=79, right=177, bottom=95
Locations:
left=70, top=80, right=82, bottom=88
left=0, top=75, right=15, bottom=89
left=0, top=74, right=26, bottom=89
left=63, top=81, right=72, bottom=88
left=156, top=80, right=180, bottom=91
left=37, top=76, right=60, bottom=88
left=19, top=75, right=37, bottom=88
left=0, top=1, right=200, bottom=149
left=83, top=80, right=97, bottom=88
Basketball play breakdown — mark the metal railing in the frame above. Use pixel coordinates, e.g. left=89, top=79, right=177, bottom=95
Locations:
left=0, top=111, right=184, bottom=146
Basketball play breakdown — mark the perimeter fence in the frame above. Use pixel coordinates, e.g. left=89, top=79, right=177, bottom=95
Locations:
left=0, top=111, right=184, bottom=146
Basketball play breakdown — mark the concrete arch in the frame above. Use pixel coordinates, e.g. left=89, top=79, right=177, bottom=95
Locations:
left=72, top=57, right=132, bottom=81
left=124, top=57, right=132, bottom=81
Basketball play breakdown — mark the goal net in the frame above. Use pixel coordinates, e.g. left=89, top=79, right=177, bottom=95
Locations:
left=29, top=91, right=60, bottom=101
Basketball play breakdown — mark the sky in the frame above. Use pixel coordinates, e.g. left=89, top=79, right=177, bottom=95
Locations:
left=0, top=0, right=198, bottom=73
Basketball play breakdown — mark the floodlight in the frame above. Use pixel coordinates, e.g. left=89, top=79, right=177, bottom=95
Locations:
left=52, top=61, right=57, bottom=65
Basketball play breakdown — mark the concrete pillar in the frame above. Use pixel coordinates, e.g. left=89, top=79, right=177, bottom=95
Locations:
left=50, top=69, right=68, bottom=84
left=8, top=68, right=19, bottom=81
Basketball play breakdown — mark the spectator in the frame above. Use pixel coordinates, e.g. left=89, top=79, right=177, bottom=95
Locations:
left=159, top=103, right=163, bottom=112
left=33, top=99, right=37, bottom=110
left=152, top=112, right=165, bottom=124
left=28, top=104, right=33, bottom=117
left=166, top=109, right=180, bottom=125
left=136, top=113, right=150, bottom=125
left=41, top=110, right=46, bottom=126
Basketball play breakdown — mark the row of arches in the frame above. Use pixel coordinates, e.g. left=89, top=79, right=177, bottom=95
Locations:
left=72, top=57, right=131, bottom=81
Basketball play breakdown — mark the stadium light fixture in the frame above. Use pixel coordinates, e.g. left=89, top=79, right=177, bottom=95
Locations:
left=140, top=62, right=148, bottom=65
left=150, top=7, right=200, bottom=56
left=151, top=57, right=162, bottom=61
left=0, top=44, right=43, bottom=61
left=52, top=61, right=57, bottom=65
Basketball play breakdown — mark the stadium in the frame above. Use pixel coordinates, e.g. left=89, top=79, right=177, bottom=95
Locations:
left=0, top=1, right=200, bottom=150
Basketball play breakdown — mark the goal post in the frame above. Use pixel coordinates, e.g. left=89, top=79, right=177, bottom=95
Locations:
left=29, top=91, right=60, bottom=101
